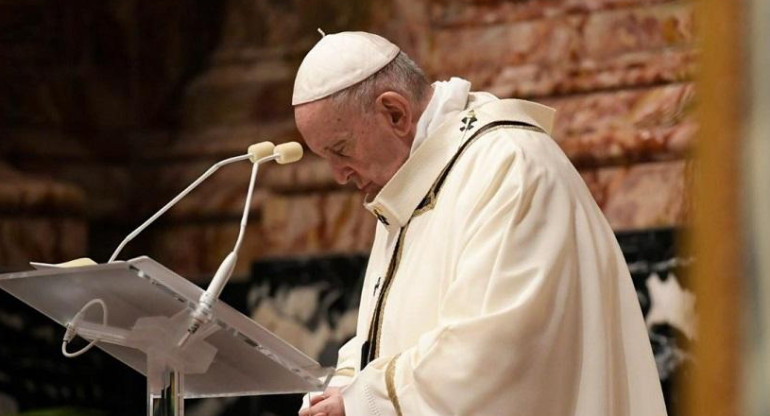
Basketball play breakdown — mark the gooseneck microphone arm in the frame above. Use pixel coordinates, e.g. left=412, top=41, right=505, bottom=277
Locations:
left=107, top=143, right=278, bottom=263
left=179, top=141, right=304, bottom=347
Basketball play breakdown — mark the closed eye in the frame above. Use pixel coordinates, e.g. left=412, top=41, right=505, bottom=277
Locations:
left=329, top=142, right=348, bottom=158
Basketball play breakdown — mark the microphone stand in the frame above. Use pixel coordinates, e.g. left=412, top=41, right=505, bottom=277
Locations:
left=178, top=142, right=303, bottom=347
left=178, top=154, right=273, bottom=346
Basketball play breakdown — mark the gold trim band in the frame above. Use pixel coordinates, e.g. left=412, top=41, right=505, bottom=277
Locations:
left=386, top=353, right=404, bottom=416
left=334, top=367, right=356, bottom=377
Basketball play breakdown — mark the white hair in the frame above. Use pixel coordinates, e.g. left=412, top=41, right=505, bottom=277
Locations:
left=328, top=51, right=431, bottom=112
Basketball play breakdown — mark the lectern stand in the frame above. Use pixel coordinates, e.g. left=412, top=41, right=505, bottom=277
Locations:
left=0, top=256, right=333, bottom=416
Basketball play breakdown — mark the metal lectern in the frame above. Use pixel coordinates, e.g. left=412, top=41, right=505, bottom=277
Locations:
left=0, top=256, right=333, bottom=416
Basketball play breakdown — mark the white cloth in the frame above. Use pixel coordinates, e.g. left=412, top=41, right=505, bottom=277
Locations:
left=411, top=77, right=495, bottom=154
left=327, top=89, right=667, bottom=415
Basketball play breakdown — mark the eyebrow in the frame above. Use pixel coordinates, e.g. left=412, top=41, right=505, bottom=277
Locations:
left=323, top=139, right=346, bottom=154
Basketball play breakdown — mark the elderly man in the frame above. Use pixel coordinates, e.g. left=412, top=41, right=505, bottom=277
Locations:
left=294, top=32, right=666, bottom=416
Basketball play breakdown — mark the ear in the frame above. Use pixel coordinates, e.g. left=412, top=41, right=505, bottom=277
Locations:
left=374, top=92, right=413, bottom=139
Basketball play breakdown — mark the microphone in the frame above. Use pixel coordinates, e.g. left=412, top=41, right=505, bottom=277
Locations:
left=178, top=141, right=304, bottom=347
left=248, top=141, right=276, bottom=162
left=107, top=141, right=300, bottom=263
left=274, top=141, right=304, bottom=164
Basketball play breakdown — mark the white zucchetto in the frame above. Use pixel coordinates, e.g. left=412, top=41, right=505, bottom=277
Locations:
left=292, top=31, right=400, bottom=106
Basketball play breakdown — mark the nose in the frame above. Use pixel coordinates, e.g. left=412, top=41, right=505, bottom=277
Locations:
left=331, top=164, right=353, bottom=185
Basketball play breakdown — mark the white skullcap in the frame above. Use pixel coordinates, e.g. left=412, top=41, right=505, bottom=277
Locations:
left=292, top=31, right=400, bottom=106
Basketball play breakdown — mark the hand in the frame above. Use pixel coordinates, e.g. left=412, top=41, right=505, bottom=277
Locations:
left=298, top=387, right=345, bottom=416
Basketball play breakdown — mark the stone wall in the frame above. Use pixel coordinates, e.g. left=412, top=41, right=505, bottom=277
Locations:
left=0, top=0, right=694, bottom=279
left=147, top=0, right=694, bottom=281
left=0, top=1, right=696, bottom=413
left=384, top=0, right=695, bottom=230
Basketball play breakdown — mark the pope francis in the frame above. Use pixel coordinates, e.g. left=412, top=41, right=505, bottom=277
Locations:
left=293, top=31, right=667, bottom=416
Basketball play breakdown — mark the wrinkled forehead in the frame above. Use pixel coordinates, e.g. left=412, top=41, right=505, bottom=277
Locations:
left=294, top=99, right=350, bottom=152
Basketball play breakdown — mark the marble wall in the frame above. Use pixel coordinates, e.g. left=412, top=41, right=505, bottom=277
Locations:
left=395, top=0, right=695, bottom=230
left=0, top=1, right=697, bottom=413
left=0, top=0, right=695, bottom=278
left=144, top=0, right=695, bottom=280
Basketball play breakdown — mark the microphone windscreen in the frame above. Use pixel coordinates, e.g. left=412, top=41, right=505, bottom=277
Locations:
left=275, top=142, right=304, bottom=164
left=248, top=142, right=276, bottom=163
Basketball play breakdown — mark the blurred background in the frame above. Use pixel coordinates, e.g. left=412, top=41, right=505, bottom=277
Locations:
left=0, top=0, right=765, bottom=415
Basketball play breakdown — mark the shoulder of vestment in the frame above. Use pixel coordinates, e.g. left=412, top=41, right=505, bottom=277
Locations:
left=363, top=97, right=556, bottom=229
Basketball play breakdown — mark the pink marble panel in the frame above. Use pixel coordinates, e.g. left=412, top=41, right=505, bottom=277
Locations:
left=480, top=48, right=696, bottom=98
left=580, top=160, right=691, bottom=230
left=429, top=2, right=693, bottom=69
left=557, top=121, right=696, bottom=167
left=427, top=2, right=694, bottom=96
left=545, top=83, right=695, bottom=136
left=260, top=191, right=375, bottom=257
left=582, top=3, right=693, bottom=59
left=541, top=83, right=696, bottom=165
left=430, top=0, right=679, bottom=28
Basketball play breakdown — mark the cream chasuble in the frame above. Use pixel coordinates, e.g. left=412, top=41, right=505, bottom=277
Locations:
left=327, top=93, right=666, bottom=416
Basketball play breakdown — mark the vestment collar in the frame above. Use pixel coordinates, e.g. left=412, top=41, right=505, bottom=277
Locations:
left=411, top=77, right=474, bottom=154
left=364, top=95, right=556, bottom=229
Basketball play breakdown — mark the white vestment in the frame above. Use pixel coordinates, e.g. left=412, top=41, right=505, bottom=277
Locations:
left=329, top=90, right=667, bottom=416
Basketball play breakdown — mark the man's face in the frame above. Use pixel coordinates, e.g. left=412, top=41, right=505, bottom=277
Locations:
left=295, top=98, right=412, bottom=195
